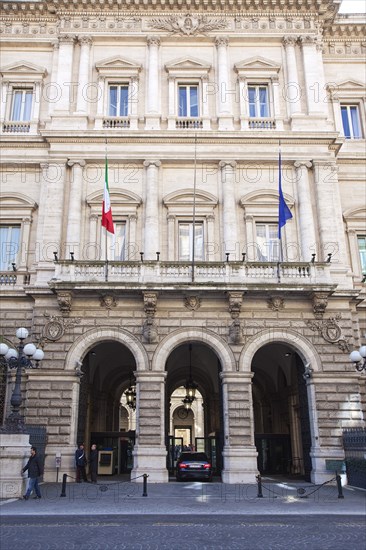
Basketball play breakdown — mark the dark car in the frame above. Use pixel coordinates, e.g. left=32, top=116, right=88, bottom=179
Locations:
left=176, top=452, right=213, bottom=482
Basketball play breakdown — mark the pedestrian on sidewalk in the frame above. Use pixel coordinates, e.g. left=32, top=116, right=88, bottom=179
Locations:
left=75, top=443, right=88, bottom=483
left=22, top=446, right=43, bottom=500
left=89, top=443, right=98, bottom=483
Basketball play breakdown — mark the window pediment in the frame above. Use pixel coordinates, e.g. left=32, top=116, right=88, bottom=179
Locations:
left=96, top=56, right=142, bottom=77
left=1, top=61, right=47, bottom=82
left=87, top=189, right=142, bottom=207
left=334, top=79, right=365, bottom=91
left=164, top=189, right=217, bottom=207
left=0, top=193, right=37, bottom=219
left=235, top=56, right=281, bottom=79
left=240, top=189, right=294, bottom=212
left=165, top=57, right=211, bottom=78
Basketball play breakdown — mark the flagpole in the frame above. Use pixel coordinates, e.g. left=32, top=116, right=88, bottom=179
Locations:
left=105, top=138, right=109, bottom=282
left=277, top=140, right=282, bottom=283
left=191, top=133, right=197, bottom=283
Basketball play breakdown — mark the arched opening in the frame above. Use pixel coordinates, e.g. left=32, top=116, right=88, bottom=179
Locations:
left=76, top=340, right=137, bottom=477
left=165, top=341, right=223, bottom=480
left=252, top=342, right=312, bottom=480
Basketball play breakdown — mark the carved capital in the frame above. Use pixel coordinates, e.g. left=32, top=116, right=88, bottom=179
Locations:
left=227, top=292, right=243, bottom=319
left=67, top=159, right=86, bottom=168
left=143, top=292, right=158, bottom=317
left=56, top=291, right=73, bottom=316
left=294, top=160, right=313, bottom=170
left=147, top=36, right=161, bottom=47
left=311, top=292, right=328, bottom=319
left=219, top=160, right=237, bottom=170
left=143, top=160, right=161, bottom=168
left=283, top=35, right=298, bottom=47
left=299, top=34, right=317, bottom=46
left=78, top=35, right=92, bottom=46
left=215, top=36, right=229, bottom=48
left=59, top=34, right=77, bottom=45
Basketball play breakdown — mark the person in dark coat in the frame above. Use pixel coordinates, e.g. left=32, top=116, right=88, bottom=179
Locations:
left=75, top=443, right=88, bottom=482
left=22, top=446, right=43, bottom=500
left=89, top=443, right=98, bottom=483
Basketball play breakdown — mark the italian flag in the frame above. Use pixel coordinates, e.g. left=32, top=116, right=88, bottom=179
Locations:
left=102, top=157, right=114, bottom=234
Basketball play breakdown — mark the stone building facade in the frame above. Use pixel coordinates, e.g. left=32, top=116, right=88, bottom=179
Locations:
left=0, top=0, right=365, bottom=483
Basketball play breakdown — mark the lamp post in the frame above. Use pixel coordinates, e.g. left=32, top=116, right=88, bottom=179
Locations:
left=182, top=344, right=198, bottom=410
left=125, top=373, right=136, bottom=411
left=0, top=327, right=44, bottom=433
left=349, top=344, right=366, bottom=372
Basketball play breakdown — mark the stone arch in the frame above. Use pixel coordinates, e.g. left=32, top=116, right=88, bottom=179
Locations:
left=66, top=326, right=149, bottom=373
left=151, top=327, right=236, bottom=372
left=239, top=328, right=322, bottom=373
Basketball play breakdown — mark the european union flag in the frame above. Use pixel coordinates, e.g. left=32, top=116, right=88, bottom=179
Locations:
left=278, top=151, right=293, bottom=239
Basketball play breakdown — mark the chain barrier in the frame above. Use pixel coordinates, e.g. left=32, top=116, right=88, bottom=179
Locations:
left=256, top=473, right=344, bottom=500
left=60, top=472, right=149, bottom=498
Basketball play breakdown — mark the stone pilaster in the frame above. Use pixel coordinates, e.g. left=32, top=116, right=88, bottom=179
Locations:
left=215, top=37, right=234, bottom=131
left=143, top=160, right=161, bottom=259
left=282, top=35, right=302, bottom=117
left=66, top=160, right=86, bottom=255
left=131, top=371, right=168, bottom=482
left=299, top=35, right=327, bottom=119
left=53, top=35, right=76, bottom=113
left=220, top=372, right=258, bottom=483
left=145, top=36, right=161, bottom=130
left=219, top=161, right=238, bottom=259
left=76, top=36, right=92, bottom=115
left=294, top=161, right=317, bottom=261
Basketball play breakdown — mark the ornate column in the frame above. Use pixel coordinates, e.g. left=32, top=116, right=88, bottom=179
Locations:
left=220, top=372, right=258, bottom=484
left=145, top=36, right=161, bottom=130
left=54, top=35, right=76, bottom=113
left=66, top=160, right=86, bottom=255
left=299, top=35, right=327, bottom=118
left=0, top=80, right=9, bottom=122
left=47, top=42, right=59, bottom=118
left=131, top=371, right=168, bottom=483
left=34, top=162, right=67, bottom=277
left=282, top=36, right=302, bottom=117
left=219, top=161, right=239, bottom=259
left=143, top=160, right=161, bottom=259
left=294, top=161, right=317, bottom=261
left=312, top=160, right=348, bottom=270
left=76, top=36, right=92, bottom=114
left=215, top=37, right=234, bottom=131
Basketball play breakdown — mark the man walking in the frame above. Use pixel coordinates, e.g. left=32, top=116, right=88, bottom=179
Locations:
left=22, top=446, right=43, bottom=500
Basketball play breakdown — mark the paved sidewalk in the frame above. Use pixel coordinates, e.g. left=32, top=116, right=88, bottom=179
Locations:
left=1, top=477, right=365, bottom=516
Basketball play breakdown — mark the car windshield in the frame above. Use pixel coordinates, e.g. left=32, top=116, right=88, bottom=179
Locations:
left=180, top=453, right=208, bottom=462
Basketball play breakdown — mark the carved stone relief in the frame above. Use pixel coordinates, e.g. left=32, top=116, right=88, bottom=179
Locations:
left=184, top=296, right=201, bottom=311
left=149, top=14, right=227, bottom=35
left=306, top=314, right=349, bottom=352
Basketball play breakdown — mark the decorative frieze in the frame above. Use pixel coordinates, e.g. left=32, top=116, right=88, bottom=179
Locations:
left=149, top=14, right=227, bottom=35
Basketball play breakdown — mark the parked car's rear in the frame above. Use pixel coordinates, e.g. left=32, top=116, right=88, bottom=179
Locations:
left=176, top=452, right=213, bottom=481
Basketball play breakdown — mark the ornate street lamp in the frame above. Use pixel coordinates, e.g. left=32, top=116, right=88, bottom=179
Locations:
left=182, top=344, right=198, bottom=410
left=349, top=343, right=366, bottom=372
left=124, top=373, right=136, bottom=410
left=0, top=327, right=44, bottom=432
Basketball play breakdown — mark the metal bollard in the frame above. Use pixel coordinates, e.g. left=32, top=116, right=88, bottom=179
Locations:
left=60, top=473, right=67, bottom=497
left=256, top=474, right=263, bottom=498
left=142, top=473, right=148, bottom=497
left=336, top=473, right=344, bottom=499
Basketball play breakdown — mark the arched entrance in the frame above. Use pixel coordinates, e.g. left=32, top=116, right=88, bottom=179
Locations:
left=252, top=342, right=312, bottom=480
left=76, top=340, right=137, bottom=476
left=165, top=342, right=224, bottom=479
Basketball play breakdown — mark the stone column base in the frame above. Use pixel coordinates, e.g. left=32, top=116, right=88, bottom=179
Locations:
left=0, top=433, right=30, bottom=499
left=310, top=448, right=347, bottom=485
left=221, top=446, right=258, bottom=484
left=131, top=445, right=168, bottom=483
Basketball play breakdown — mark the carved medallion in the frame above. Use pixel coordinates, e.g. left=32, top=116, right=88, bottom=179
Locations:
left=184, top=296, right=201, bottom=311
left=43, top=320, right=64, bottom=341
left=100, top=294, right=117, bottom=309
left=267, top=296, right=284, bottom=311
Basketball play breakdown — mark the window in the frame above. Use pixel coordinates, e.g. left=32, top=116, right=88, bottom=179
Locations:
left=10, top=89, right=33, bottom=121
left=256, top=224, right=279, bottom=262
left=358, top=236, right=366, bottom=274
left=248, top=86, right=269, bottom=118
left=341, top=105, right=362, bottom=139
left=102, top=222, right=126, bottom=261
left=179, top=222, right=204, bottom=261
left=0, top=225, right=21, bottom=271
left=108, top=85, right=129, bottom=117
left=178, top=85, right=199, bottom=117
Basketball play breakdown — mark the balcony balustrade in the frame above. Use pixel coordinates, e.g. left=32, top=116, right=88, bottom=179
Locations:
left=2, top=121, right=31, bottom=133
left=102, top=117, right=130, bottom=129
left=51, top=260, right=332, bottom=289
left=248, top=118, right=276, bottom=130
left=175, top=118, right=203, bottom=130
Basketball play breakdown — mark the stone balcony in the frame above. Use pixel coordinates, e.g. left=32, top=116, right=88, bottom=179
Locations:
left=50, top=260, right=334, bottom=292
